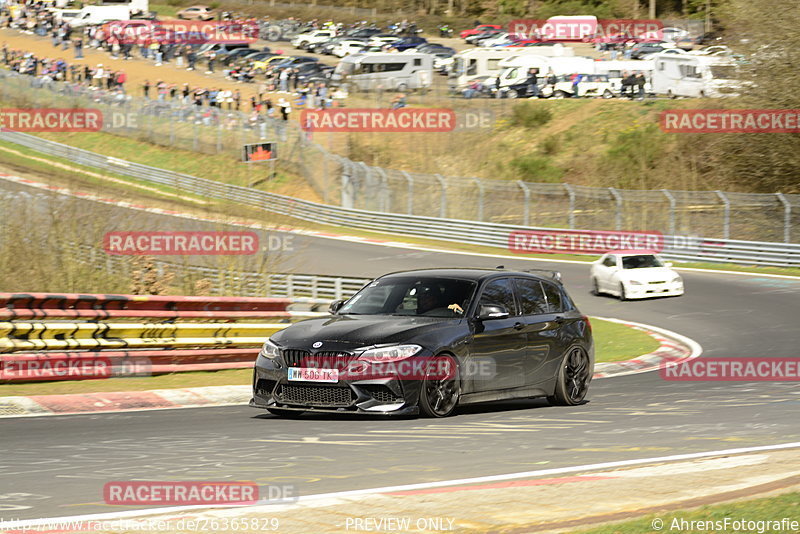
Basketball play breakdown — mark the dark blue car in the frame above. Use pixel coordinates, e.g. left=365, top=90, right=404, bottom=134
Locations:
left=391, top=36, right=428, bottom=51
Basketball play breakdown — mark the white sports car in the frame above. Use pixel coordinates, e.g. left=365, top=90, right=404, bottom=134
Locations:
left=590, top=251, right=684, bottom=300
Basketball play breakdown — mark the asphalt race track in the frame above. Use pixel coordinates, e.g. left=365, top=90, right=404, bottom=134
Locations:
left=1, top=178, right=800, bottom=520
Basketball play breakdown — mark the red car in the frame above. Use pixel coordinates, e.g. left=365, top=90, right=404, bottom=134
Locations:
left=459, top=24, right=502, bottom=39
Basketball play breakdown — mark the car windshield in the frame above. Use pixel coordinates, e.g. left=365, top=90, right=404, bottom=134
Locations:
left=338, top=276, right=477, bottom=318
left=621, top=255, right=665, bottom=269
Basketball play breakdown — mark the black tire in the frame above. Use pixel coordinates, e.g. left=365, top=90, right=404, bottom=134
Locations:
left=592, top=278, right=601, bottom=296
left=547, top=346, right=591, bottom=406
left=602, top=89, right=614, bottom=99
left=554, top=90, right=568, bottom=99
left=506, top=89, right=519, bottom=99
left=619, top=283, right=627, bottom=301
left=419, top=354, right=460, bottom=417
left=267, top=407, right=305, bottom=418
left=396, top=83, right=408, bottom=92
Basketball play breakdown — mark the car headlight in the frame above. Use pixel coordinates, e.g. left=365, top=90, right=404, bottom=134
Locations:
left=628, top=280, right=643, bottom=285
left=358, top=344, right=422, bottom=363
left=672, top=276, right=683, bottom=284
left=259, top=339, right=280, bottom=359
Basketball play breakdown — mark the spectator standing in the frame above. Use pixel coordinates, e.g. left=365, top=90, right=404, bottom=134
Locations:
left=143, top=79, right=151, bottom=99
left=73, top=36, right=83, bottom=59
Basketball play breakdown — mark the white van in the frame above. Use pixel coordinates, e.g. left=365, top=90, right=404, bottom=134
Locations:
left=332, top=53, right=434, bottom=91
left=593, top=59, right=654, bottom=94
left=70, top=5, right=132, bottom=27
left=490, top=55, right=595, bottom=91
left=651, top=53, right=739, bottom=98
left=450, top=46, right=575, bottom=88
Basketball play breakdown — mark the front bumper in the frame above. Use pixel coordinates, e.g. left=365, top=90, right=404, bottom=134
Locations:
left=251, top=354, right=423, bottom=415
left=625, top=282, right=684, bottom=299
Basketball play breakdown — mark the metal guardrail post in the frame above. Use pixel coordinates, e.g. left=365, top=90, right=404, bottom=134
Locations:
left=715, top=190, right=731, bottom=240
left=472, top=178, right=485, bottom=222
left=340, top=159, right=353, bottom=209
left=662, top=189, right=677, bottom=237
left=517, top=181, right=531, bottom=227
left=776, top=193, right=792, bottom=244
left=435, top=174, right=447, bottom=219
left=608, top=187, right=623, bottom=231
left=334, top=278, right=343, bottom=300
left=401, top=171, right=413, bottom=215
left=564, top=184, right=576, bottom=229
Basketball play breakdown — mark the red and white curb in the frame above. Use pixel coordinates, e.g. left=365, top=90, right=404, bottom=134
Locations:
left=592, top=317, right=702, bottom=379
left=0, top=385, right=250, bottom=419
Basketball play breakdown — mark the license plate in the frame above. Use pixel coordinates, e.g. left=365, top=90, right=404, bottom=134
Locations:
left=288, top=367, right=339, bottom=383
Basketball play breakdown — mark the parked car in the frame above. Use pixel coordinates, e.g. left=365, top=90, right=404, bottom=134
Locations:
left=368, top=34, right=402, bottom=47
left=590, top=252, right=684, bottom=300
left=542, top=74, right=615, bottom=98
left=333, top=39, right=369, bottom=57
left=251, top=268, right=595, bottom=417
left=416, top=44, right=455, bottom=55
left=390, top=36, right=428, bottom=51
left=460, top=24, right=502, bottom=39
left=630, top=41, right=671, bottom=59
left=176, top=5, right=214, bottom=20
left=346, top=28, right=383, bottom=38
left=466, top=30, right=503, bottom=45
left=292, top=29, right=336, bottom=50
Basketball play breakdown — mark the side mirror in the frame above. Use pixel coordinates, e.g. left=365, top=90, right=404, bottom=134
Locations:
left=477, top=304, right=509, bottom=320
left=328, top=299, right=345, bottom=314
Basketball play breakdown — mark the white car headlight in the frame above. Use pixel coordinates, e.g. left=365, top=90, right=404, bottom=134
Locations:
left=672, top=276, right=683, bottom=284
left=628, top=280, right=643, bottom=285
left=358, top=344, right=422, bottom=363
left=259, top=339, right=280, bottom=359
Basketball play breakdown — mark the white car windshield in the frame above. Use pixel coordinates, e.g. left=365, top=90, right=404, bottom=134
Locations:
left=622, top=255, right=665, bottom=269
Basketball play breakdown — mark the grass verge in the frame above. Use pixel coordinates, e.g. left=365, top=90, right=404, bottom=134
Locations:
left=570, top=491, right=800, bottom=534
left=592, top=318, right=660, bottom=364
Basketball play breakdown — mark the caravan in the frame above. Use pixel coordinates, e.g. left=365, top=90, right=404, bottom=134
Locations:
left=332, top=53, right=434, bottom=92
left=651, top=53, right=739, bottom=97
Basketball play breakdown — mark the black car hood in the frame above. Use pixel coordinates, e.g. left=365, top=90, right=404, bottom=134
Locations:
left=271, top=314, right=460, bottom=351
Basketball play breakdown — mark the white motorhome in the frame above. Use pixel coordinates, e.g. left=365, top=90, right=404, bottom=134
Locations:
left=449, top=45, right=574, bottom=88
left=651, top=53, right=739, bottom=97
left=489, top=55, right=595, bottom=90
left=69, top=5, right=133, bottom=27
left=332, top=53, right=434, bottom=91
left=593, top=59, right=654, bottom=93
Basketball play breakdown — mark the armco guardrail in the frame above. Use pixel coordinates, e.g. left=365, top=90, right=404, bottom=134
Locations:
left=0, top=292, right=330, bottom=383
left=1, top=131, right=799, bottom=267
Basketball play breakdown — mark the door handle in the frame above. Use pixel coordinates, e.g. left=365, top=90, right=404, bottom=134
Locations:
left=513, top=322, right=524, bottom=330
left=554, top=316, right=565, bottom=324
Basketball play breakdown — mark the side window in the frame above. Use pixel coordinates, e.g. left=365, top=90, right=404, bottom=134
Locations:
left=542, top=282, right=563, bottom=313
left=413, top=58, right=422, bottom=66
left=514, top=278, right=547, bottom=315
left=479, top=278, right=518, bottom=316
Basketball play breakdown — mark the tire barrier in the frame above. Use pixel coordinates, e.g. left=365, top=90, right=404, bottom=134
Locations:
left=0, top=292, right=320, bottom=383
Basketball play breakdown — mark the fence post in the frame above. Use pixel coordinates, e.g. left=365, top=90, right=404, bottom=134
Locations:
left=435, top=174, right=447, bottom=218
left=608, top=187, right=622, bottom=230
left=715, top=190, right=730, bottom=239
left=776, top=193, right=792, bottom=244
left=471, top=178, right=484, bottom=221
left=401, top=171, right=413, bottom=215
left=662, top=189, right=676, bottom=236
left=374, top=167, right=390, bottom=212
left=517, top=181, right=531, bottom=227
left=334, top=277, right=343, bottom=300
left=563, top=184, right=575, bottom=229
left=340, top=159, right=353, bottom=208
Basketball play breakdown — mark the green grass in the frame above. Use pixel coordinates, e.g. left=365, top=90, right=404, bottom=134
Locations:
left=592, top=318, right=660, bottom=364
left=570, top=491, right=800, bottom=534
left=0, top=317, right=654, bottom=397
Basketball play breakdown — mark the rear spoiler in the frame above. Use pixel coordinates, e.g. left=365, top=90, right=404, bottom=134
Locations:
left=496, top=266, right=562, bottom=283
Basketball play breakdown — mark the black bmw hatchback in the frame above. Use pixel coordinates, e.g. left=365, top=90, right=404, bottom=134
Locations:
left=251, top=268, right=594, bottom=418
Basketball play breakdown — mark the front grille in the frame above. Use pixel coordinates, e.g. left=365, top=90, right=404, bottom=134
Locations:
left=649, top=281, right=667, bottom=285
left=282, top=349, right=355, bottom=371
left=282, top=349, right=310, bottom=367
left=360, top=385, right=403, bottom=404
left=276, top=384, right=355, bottom=407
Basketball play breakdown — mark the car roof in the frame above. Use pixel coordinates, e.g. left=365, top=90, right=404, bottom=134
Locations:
left=378, top=268, right=561, bottom=283
left=609, top=250, right=660, bottom=256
